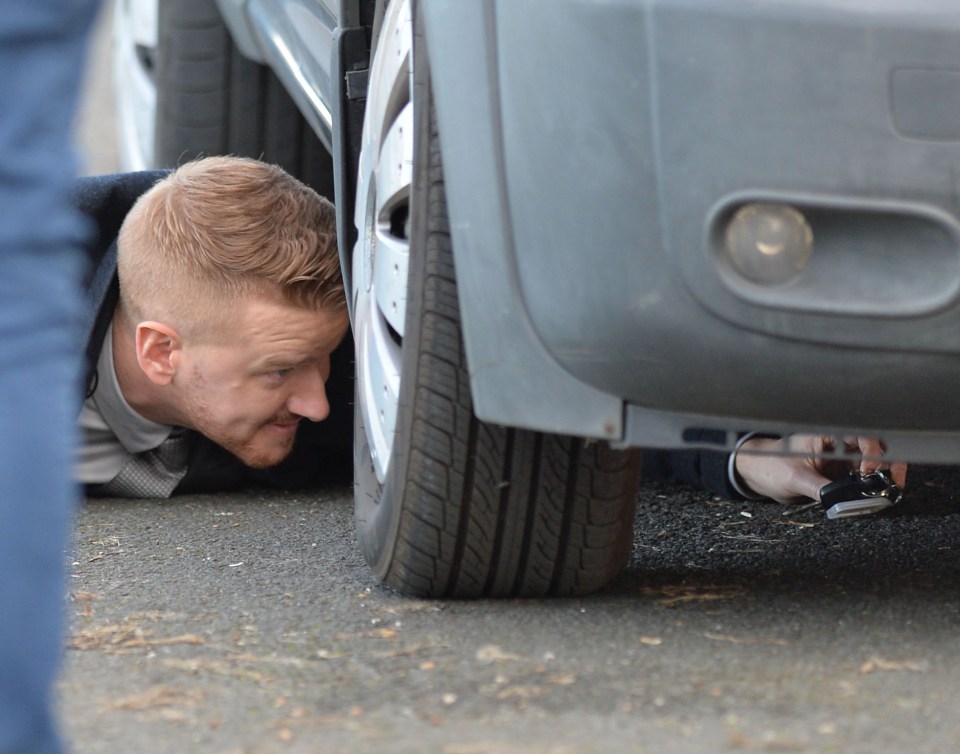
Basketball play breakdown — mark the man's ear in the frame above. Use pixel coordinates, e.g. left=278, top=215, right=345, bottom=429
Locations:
left=134, top=321, right=182, bottom=386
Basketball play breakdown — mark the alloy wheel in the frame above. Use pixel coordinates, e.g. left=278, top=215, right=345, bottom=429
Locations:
left=352, top=0, right=414, bottom=484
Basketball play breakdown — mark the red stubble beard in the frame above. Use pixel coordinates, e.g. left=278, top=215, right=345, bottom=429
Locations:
left=186, top=397, right=302, bottom=469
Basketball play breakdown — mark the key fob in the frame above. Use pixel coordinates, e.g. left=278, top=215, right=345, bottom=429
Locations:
left=820, top=470, right=903, bottom=520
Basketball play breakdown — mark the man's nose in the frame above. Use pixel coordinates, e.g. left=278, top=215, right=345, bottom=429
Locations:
left=286, top=367, right=331, bottom=422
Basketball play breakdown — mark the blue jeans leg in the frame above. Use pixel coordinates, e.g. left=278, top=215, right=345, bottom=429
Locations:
left=0, top=1, right=99, bottom=752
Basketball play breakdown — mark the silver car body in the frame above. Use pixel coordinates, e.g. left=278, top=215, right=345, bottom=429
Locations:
left=215, top=0, right=960, bottom=462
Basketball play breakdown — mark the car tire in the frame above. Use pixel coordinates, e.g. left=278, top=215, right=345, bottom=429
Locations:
left=115, top=0, right=332, bottom=192
left=352, top=0, right=642, bottom=598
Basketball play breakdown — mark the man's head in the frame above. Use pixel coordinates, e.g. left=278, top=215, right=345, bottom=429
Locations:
left=115, top=156, right=349, bottom=468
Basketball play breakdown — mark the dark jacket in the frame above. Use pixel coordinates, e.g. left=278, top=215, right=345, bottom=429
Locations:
left=642, top=431, right=742, bottom=500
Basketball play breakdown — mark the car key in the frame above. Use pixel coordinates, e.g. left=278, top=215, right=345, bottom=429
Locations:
left=819, top=469, right=903, bottom=520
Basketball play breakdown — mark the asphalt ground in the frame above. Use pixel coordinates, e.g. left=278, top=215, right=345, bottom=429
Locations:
left=61, top=5, right=960, bottom=753
left=60, top=467, right=960, bottom=754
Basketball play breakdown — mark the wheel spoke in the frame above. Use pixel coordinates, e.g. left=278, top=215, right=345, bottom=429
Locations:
left=373, top=227, right=408, bottom=337
left=366, top=0, right=412, bottom=139
left=353, top=144, right=376, bottom=296
left=371, top=101, right=412, bottom=335
left=375, top=102, right=413, bottom=216
left=356, top=294, right=402, bottom=483
left=128, top=0, right=159, bottom=47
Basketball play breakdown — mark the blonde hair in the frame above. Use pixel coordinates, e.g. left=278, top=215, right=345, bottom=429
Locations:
left=117, top=156, right=344, bottom=338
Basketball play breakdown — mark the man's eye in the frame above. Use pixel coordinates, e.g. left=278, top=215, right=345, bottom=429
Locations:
left=270, top=368, right=293, bottom=380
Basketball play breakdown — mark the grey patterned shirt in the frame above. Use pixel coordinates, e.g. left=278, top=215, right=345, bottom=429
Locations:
left=75, top=322, right=174, bottom=485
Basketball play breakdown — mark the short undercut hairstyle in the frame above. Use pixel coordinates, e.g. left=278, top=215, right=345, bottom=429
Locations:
left=117, top=156, right=344, bottom=338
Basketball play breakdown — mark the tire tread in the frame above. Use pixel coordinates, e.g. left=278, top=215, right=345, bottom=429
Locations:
left=383, top=107, right=640, bottom=597
left=153, top=0, right=333, bottom=197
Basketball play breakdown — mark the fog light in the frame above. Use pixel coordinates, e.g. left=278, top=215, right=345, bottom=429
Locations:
left=724, top=203, right=814, bottom=285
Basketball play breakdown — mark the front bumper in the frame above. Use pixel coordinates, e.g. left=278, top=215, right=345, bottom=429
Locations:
left=426, top=0, right=960, bottom=459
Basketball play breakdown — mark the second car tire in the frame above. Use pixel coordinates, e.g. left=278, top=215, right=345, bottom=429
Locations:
left=154, top=0, right=333, bottom=194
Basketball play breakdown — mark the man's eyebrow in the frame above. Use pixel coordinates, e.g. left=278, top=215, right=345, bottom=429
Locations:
left=251, top=355, right=304, bottom=371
